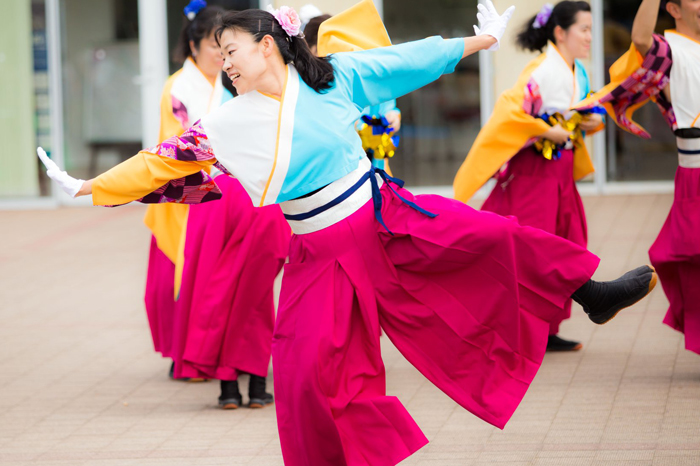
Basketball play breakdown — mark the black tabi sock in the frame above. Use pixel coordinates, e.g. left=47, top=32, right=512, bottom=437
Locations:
left=572, top=265, right=655, bottom=325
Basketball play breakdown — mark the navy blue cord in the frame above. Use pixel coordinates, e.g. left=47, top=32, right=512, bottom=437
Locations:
left=284, top=166, right=438, bottom=235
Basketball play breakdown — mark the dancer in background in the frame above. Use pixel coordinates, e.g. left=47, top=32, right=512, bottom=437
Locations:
left=454, top=1, right=606, bottom=352
left=148, top=0, right=290, bottom=408
left=307, top=11, right=402, bottom=172
left=576, top=0, right=700, bottom=355
left=143, top=1, right=229, bottom=379
left=38, top=2, right=657, bottom=464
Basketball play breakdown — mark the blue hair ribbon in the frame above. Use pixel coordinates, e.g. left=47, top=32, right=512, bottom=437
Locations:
left=184, top=0, right=207, bottom=20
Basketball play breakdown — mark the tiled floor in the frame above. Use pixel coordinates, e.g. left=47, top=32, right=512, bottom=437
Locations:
left=1, top=194, right=699, bottom=466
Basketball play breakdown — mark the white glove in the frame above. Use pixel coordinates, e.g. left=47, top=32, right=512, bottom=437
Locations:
left=36, top=147, right=85, bottom=198
left=473, top=1, right=515, bottom=51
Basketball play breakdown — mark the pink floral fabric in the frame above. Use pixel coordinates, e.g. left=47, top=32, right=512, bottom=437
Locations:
left=134, top=121, right=232, bottom=205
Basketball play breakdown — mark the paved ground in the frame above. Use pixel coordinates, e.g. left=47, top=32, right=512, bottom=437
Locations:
left=1, top=193, right=700, bottom=466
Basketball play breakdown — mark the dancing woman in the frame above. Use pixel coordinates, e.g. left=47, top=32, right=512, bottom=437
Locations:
left=38, top=2, right=656, bottom=464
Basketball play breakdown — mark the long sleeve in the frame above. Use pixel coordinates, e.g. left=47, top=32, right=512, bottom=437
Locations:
left=92, top=122, right=222, bottom=206
left=332, top=36, right=465, bottom=111
left=574, top=34, right=674, bottom=137
left=378, top=99, right=399, bottom=115
left=453, top=56, right=554, bottom=202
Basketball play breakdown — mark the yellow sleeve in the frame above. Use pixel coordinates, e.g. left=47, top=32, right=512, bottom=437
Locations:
left=92, top=151, right=215, bottom=206
left=453, top=56, right=552, bottom=203
left=574, top=43, right=644, bottom=112
left=573, top=43, right=650, bottom=136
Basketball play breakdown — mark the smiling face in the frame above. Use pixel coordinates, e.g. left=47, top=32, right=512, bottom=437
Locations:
left=667, top=0, right=700, bottom=39
left=554, top=10, right=593, bottom=60
left=219, top=28, right=273, bottom=95
left=191, top=31, right=225, bottom=81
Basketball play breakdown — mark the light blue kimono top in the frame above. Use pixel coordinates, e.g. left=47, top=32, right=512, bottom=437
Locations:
left=201, top=36, right=465, bottom=206
left=96, top=37, right=465, bottom=208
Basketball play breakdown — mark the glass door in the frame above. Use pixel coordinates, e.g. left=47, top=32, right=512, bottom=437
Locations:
left=383, top=0, right=481, bottom=187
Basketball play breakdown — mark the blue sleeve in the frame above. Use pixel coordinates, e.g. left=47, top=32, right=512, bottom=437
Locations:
left=378, top=99, right=399, bottom=115
left=331, top=36, right=465, bottom=111
left=362, top=100, right=399, bottom=118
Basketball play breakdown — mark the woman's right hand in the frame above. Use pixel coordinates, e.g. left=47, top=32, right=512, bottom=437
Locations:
left=37, top=147, right=87, bottom=197
left=542, top=125, right=572, bottom=145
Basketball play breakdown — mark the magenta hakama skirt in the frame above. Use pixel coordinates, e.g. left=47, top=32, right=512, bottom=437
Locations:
left=171, top=175, right=290, bottom=380
left=481, top=146, right=588, bottom=335
left=649, top=166, right=700, bottom=354
left=273, top=182, right=598, bottom=466
left=144, top=236, right=176, bottom=358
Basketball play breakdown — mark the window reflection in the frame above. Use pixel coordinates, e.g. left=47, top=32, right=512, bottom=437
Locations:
left=384, top=0, right=480, bottom=186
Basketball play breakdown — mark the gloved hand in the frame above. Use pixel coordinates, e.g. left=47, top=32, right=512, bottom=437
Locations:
left=473, top=1, right=515, bottom=51
left=36, top=147, right=85, bottom=198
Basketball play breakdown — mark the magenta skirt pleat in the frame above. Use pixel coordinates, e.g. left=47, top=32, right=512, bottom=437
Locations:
left=481, top=146, right=588, bottom=335
left=171, top=175, right=290, bottom=380
left=650, top=166, right=700, bottom=354
left=272, top=183, right=599, bottom=466
left=144, top=236, right=176, bottom=357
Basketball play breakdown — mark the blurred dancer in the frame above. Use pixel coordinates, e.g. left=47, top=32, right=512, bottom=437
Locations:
left=142, top=1, right=229, bottom=379
left=147, top=0, right=290, bottom=408
left=306, top=12, right=401, bottom=172
left=577, top=0, right=700, bottom=355
left=454, top=1, right=606, bottom=352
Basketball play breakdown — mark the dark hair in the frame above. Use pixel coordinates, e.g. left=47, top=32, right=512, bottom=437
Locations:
left=516, top=1, right=591, bottom=52
left=174, top=5, right=225, bottom=64
left=303, top=14, right=331, bottom=49
left=215, top=9, right=335, bottom=93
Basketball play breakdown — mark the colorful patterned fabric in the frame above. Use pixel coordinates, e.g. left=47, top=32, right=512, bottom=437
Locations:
left=522, top=78, right=543, bottom=116
left=136, top=122, right=230, bottom=205
left=576, top=34, right=676, bottom=137
left=171, top=96, right=189, bottom=129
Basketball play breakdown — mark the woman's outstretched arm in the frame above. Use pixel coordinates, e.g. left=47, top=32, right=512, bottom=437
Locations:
left=38, top=123, right=219, bottom=206
left=332, top=1, right=514, bottom=110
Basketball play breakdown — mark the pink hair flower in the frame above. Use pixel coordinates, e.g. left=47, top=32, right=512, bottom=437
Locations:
left=268, top=5, right=302, bottom=37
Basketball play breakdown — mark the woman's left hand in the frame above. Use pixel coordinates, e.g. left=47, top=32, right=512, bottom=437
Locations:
left=579, top=113, right=604, bottom=132
left=473, top=1, right=515, bottom=51
left=37, top=147, right=86, bottom=197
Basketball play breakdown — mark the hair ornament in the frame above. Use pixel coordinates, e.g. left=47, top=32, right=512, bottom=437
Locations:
left=533, top=3, right=553, bottom=29
left=266, top=5, right=303, bottom=38
left=184, top=0, right=207, bottom=20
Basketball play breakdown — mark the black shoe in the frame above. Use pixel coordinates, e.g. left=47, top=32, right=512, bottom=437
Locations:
left=218, top=380, right=242, bottom=409
left=572, top=265, right=658, bottom=325
left=169, top=362, right=175, bottom=379
left=547, top=335, right=583, bottom=352
left=248, top=375, right=274, bottom=408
